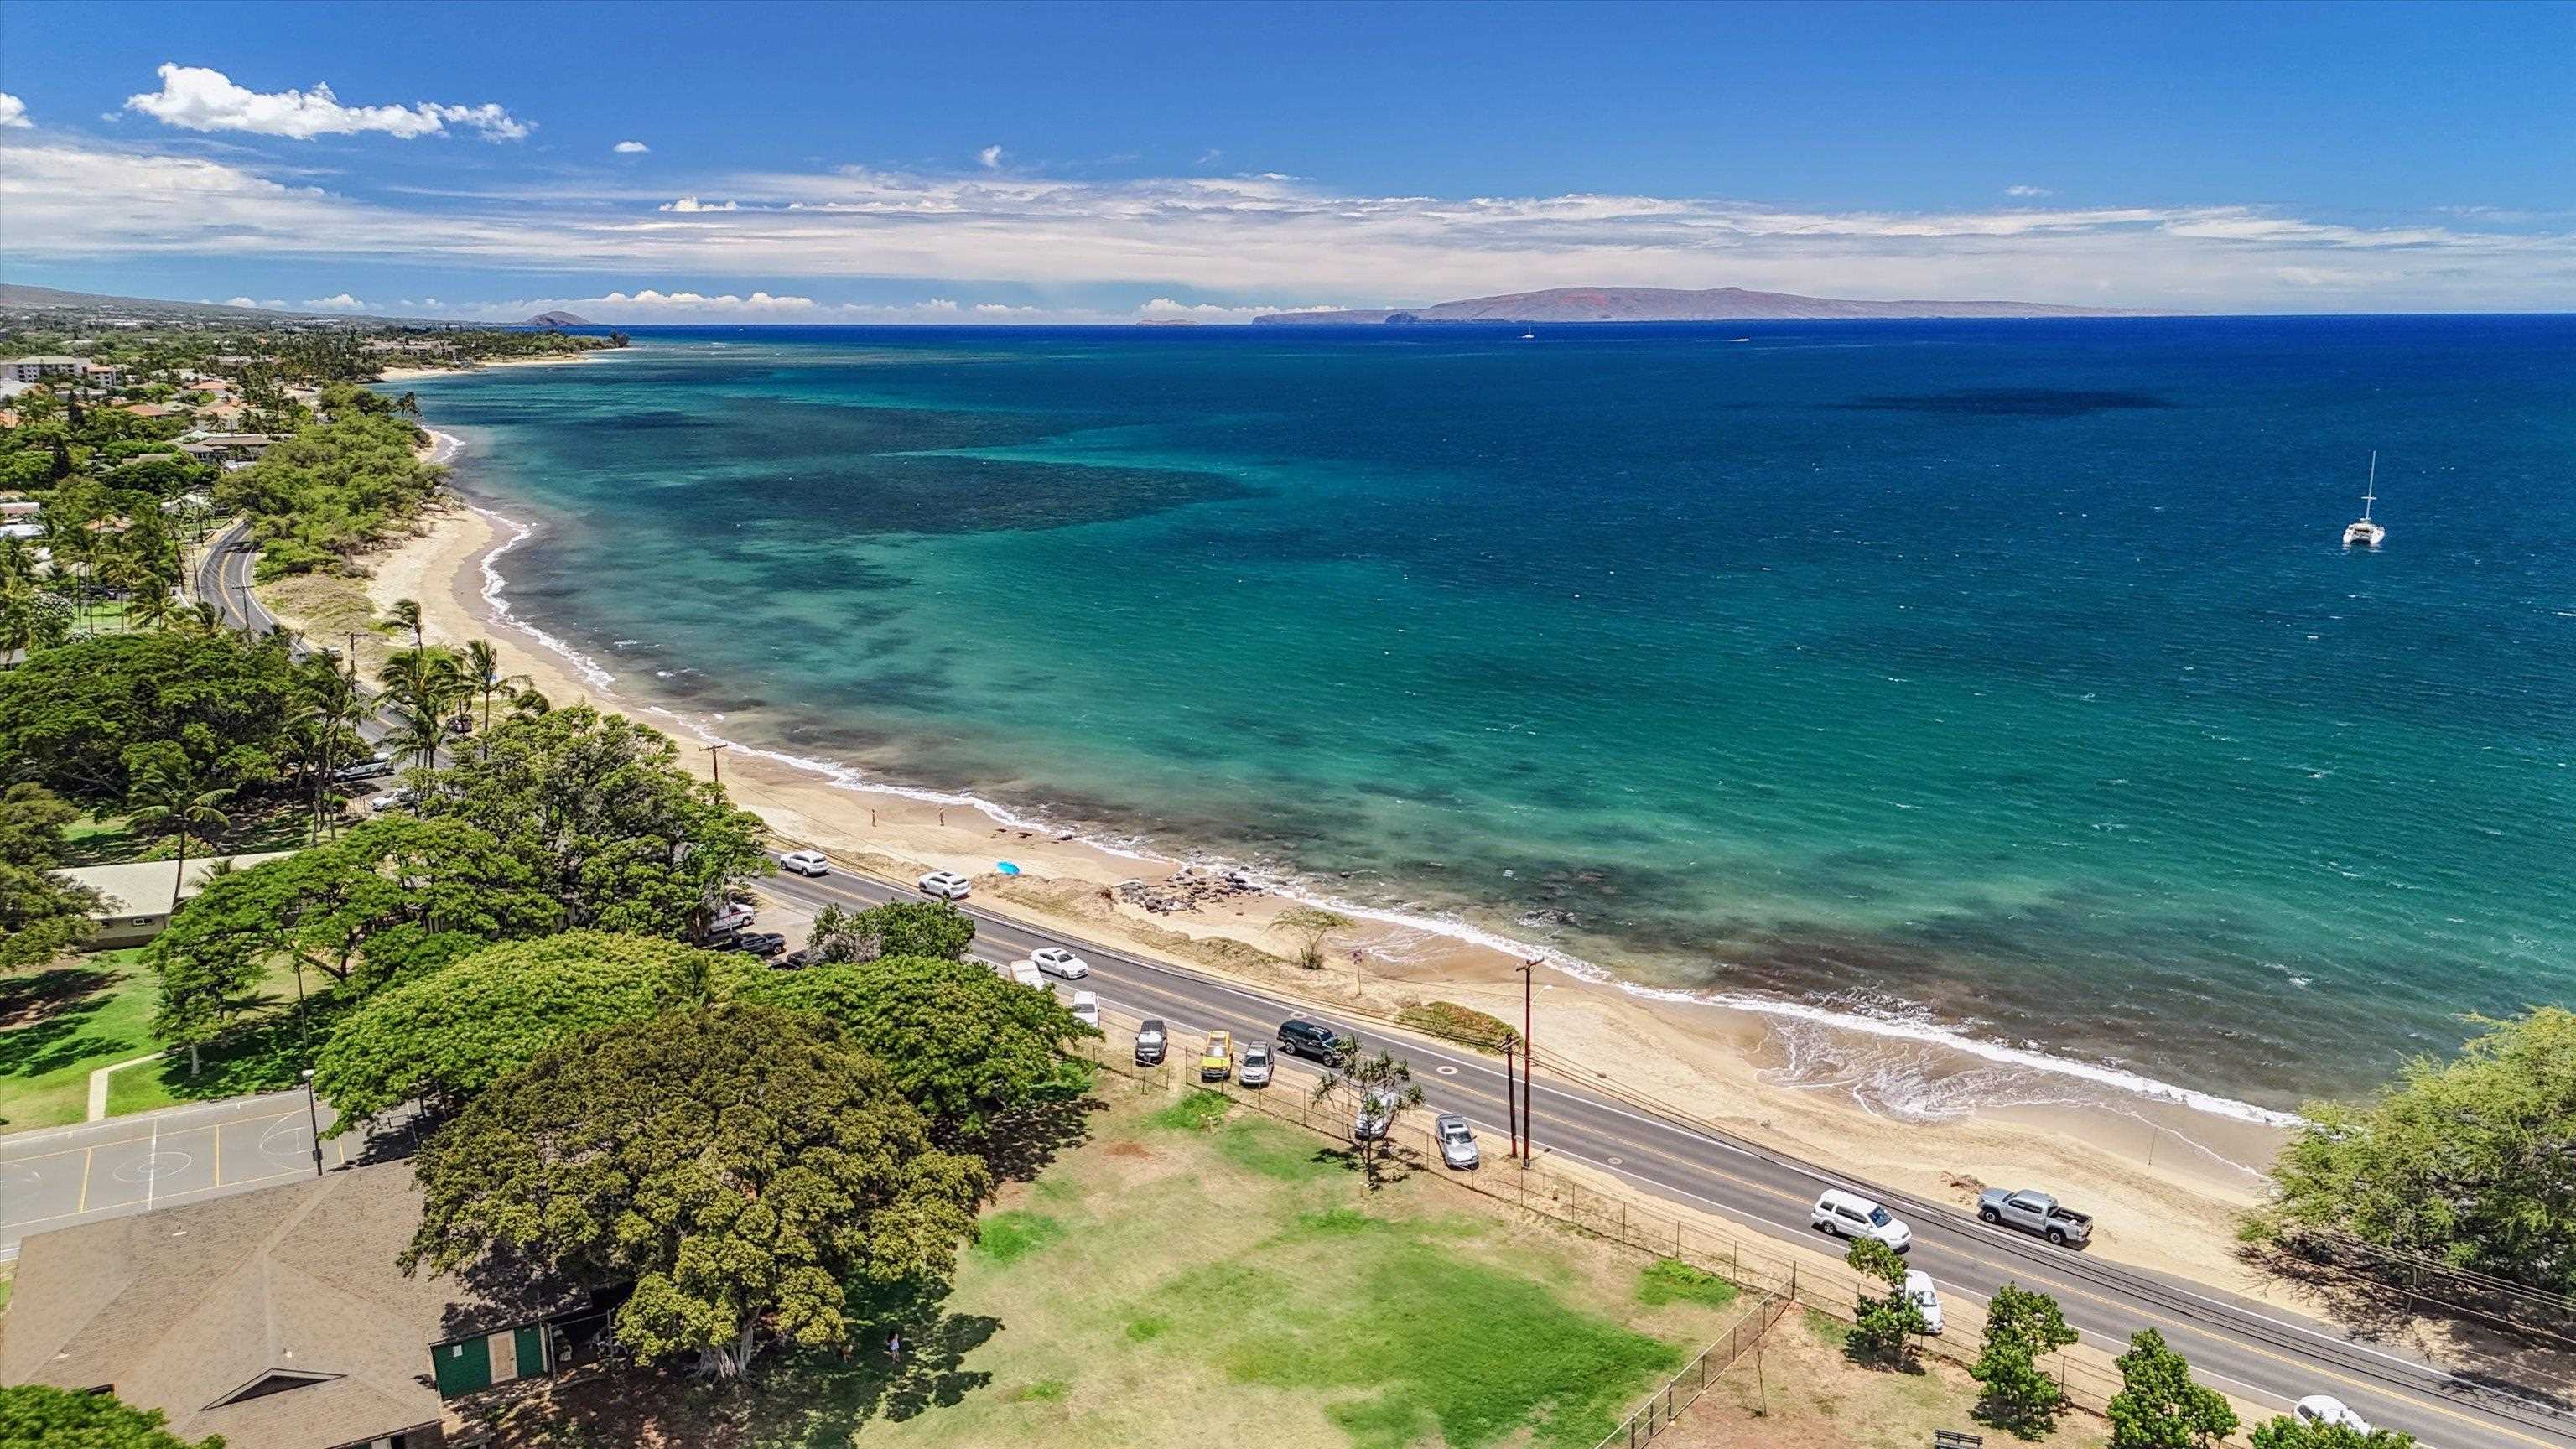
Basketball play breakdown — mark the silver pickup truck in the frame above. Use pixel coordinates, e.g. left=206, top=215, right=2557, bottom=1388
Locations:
left=1977, top=1188, right=2093, bottom=1246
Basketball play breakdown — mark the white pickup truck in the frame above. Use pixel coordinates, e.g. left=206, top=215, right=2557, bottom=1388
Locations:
left=1977, top=1188, right=2093, bottom=1247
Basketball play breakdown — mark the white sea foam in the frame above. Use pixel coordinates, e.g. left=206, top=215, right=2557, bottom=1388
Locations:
left=461, top=496, right=2303, bottom=1135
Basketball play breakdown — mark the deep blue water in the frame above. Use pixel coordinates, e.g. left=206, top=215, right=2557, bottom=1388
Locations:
left=402, top=317, right=2576, bottom=1109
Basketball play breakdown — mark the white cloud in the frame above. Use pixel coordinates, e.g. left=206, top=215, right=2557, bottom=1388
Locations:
left=124, top=63, right=529, bottom=141
left=9, top=132, right=2573, bottom=314
left=1196, top=148, right=1223, bottom=166
left=2006, top=184, right=2054, bottom=198
left=0, top=94, right=29, bottom=130
left=977, top=144, right=1003, bottom=169
left=301, top=293, right=369, bottom=311
left=220, top=295, right=260, bottom=308
left=613, top=140, right=650, bottom=154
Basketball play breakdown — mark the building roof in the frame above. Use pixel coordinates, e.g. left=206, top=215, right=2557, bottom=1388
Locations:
left=59, top=852, right=294, bottom=917
left=0, top=1162, right=580, bottom=1449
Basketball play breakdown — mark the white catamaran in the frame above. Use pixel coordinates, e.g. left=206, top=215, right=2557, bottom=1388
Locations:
left=2343, top=452, right=2386, bottom=548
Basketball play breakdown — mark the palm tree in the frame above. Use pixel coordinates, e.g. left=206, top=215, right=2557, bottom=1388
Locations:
left=378, top=647, right=466, bottom=768
left=381, top=597, right=425, bottom=651
left=127, top=763, right=236, bottom=911
left=462, top=639, right=531, bottom=736
left=184, top=599, right=226, bottom=634
left=127, top=583, right=176, bottom=632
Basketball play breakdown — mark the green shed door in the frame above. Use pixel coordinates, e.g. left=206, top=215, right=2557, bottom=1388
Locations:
left=514, top=1325, right=548, bottom=1378
left=434, top=1338, right=492, bottom=1399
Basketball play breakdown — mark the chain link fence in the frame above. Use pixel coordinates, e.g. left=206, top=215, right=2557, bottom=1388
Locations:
left=1592, top=1296, right=1794, bottom=1449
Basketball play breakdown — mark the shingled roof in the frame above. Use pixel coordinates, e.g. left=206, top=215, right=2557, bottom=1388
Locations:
left=0, top=1161, right=580, bottom=1449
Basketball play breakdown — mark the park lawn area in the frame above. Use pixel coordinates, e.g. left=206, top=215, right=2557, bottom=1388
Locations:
left=1653, top=1309, right=2110, bottom=1449
left=61, top=803, right=317, bottom=866
left=470, top=1086, right=1757, bottom=1449
left=106, top=959, right=337, bottom=1117
left=0, top=950, right=160, bottom=1131
left=0, top=948, right=327, bottom=1133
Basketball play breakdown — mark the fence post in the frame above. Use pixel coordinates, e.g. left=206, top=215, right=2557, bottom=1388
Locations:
left=1789, top=1263, right=1798, bottom=1302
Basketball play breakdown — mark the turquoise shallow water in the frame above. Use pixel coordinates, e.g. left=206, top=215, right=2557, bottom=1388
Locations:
left=402, top=319, right=2576, bottom=1111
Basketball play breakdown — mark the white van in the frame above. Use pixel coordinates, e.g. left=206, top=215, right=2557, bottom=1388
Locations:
left=1902, top=1270, right=1944, bottom=1334
left=1810, top=1187, right=1913, bottom=1252
left=1009, top=961, right=1045, bottom=990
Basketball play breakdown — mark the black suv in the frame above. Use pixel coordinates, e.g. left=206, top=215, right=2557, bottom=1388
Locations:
left=1278, top=1018, right=1348, bottom=1065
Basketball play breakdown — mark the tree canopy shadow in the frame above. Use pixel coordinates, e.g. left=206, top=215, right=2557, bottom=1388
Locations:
left=966, top=1091, right=1103, bottom=1184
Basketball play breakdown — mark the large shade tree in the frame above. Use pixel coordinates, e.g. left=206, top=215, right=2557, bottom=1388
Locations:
left=0, top=783, right=99, bottom=972
left=742, top=955, right=1094, bottom=1137
left=420, top=705, right=771, bottom=937
left=314, top=931, right=753, bottom=1130
left=404, top=1003, right=989, bottom=1379
left=0, top=1384, right=219, bottom=1448
left=802, top=899, right=976, bottom=964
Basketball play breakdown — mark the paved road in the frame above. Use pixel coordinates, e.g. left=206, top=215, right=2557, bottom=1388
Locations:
left=0, top=1091, right=350, bottom=1261
left=758, top=862, right=2573, bottom=1449
left=193, top=525, right=2568, bottom=1446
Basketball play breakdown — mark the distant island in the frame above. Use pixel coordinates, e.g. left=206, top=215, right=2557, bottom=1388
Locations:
left=1254, top=285, right=2153, bottom=325
left=527, top=310, right=594, bottom=327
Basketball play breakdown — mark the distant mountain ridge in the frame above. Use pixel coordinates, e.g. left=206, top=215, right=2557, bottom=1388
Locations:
left=1254, top=285, right=2153, bottom=325
left=0, top=283, right=428, bottom=325
left=527, top=310, right=593, bottom=327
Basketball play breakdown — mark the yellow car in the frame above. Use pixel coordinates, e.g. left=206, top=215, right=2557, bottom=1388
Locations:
left=1200, top=1030, right=1233, bottom=1082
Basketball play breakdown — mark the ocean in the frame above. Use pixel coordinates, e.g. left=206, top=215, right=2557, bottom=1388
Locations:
left=398, top=317, right=2576, bottom=1117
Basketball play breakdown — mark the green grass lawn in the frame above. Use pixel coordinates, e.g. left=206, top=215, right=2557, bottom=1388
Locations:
left=470, top=1088, right=1755, bottom=1449
left=0, top=951, right=329, bottom=1133
left=61, top=803, right=318, bottom=867
left=0, top=951, right=159, bottom=1131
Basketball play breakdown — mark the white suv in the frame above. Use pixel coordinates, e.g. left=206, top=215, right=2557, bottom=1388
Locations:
left=1811, top=1188, right=1913, bottom=1252
left=917, top=870, right=973, bottom=901
left=778, top=849, right=830, bottom=876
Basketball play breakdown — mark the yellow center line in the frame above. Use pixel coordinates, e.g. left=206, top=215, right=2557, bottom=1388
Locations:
left=75, top=1145, right=93, bottom=1213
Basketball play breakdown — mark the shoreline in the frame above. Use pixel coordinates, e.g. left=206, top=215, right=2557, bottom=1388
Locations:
left=264, top=423, right=2335, bottom=1310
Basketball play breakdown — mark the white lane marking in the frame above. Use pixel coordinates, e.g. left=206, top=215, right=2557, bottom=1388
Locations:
left=0, top=1092, right=309, bottom=1150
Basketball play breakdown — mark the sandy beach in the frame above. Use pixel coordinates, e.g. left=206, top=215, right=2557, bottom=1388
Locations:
left=242, top=475, right=2373, bottom=1323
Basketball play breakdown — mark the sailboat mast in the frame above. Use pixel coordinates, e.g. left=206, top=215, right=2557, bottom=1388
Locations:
left=2363, top=451, right=2377, bottom=521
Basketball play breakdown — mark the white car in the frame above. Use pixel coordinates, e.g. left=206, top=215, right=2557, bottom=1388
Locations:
left=1902, top=1270, right=1944, bottom=1334
left=1353, top=1089, right=1400, bottom=1140
left=778, top=849, right=830, bottom=877
left=1067, top=990, right=1101, bottom=1029
left=1030, top=946, right=1089, bottom=979
left=707, top=901, right=756, bottom=935
left=2294, top=1396, right=2372, bottom=1434
left=365, top=788, right=416, bottom=814
left=1008, top=961, right=1045, bottom=990
left=1811, top=1188, right=1913, bottom=1253
left=1238, top=1041, right=1274, bottom=1088
left=917, top=870, right=973, bottom=900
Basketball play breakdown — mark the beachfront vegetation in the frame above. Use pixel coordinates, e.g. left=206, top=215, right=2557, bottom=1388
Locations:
left=1272, top=903, right=1350, bottom=971
left=2263, top=1006, right=2576, bottom=1294
left=2106, top=1330, right=2236, bottom=1449
left=405, top=1002, right=990, bottom=1381
left=219, top=384, right=442, bottom=579
left=1394, top=999, right=1519, bottom=1052
left=2248, top=1415, right=2417, bottom=1447
left=1974, top=1283, right=2082, bottom=1435
left=0, top=1384, right=216, bottom=1449
left=1307, top=1038, right=1424, bottom=1184
left=1844, top=1235, right=1929, bottom=1366
left=806, top=897, right=979, bottom=963
left=0, top=783, right=98, bottom=972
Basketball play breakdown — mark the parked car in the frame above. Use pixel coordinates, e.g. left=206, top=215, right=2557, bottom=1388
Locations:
left=1030, top=946, right=1089, bottom=980
left=917, top=870, right=973, bottom=900
left=736, top=932, right=788, bottom=958
left=1902, top=1270, right=1944, bottom=1334
left=1278, top=1018, right=1348, bottom=1065
left=1238, top=1041, right=1274, bottom=1088
left=1976, top=1188, right=2093, bottom=1247
left=1200, top=1030, right=1233, bottom=1082
left=1434, top=1113, right=1480, bottom=1171
left=331, top=752, right=395, bottom=783
left=365, top=787, right=416, bottom=815
left=1135, top=1018, right=1168, bottom=1066
left=778, top=849, right=830, bottom=877
left=1067, top=991, right=1101, bottom=1030
left=1009, top=961, right=1045, bottom=990
left=775, top=948, right=813, bottom=969
left=1810, top=1188, right=1913, bottom=1252
left=1352, top=1089, right=1400, bottom=1141
left=2293, top=1397, right=2372, bottom=1434
left=706, top=901, right=756, bottom=936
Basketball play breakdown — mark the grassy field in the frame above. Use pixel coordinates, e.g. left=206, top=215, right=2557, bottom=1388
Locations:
left=473, top=1086, right=1758, bottom=1449
left=0, top=951, right=159, bottom=1130
left=1657, top=1308, right=2110, bottom=1449
left=0, top=952, right=326, bottom=1131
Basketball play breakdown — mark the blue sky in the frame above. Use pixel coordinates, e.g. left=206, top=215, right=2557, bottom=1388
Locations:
left=3, top=0, right=2571, bottom=321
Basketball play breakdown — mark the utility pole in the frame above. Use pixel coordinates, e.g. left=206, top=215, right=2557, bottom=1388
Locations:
left=702, top=741, right=728, bottom=783
left=1517, top=958, right=1537, bottom=1161
left=1504, top=1040, right=1519, bottom=1160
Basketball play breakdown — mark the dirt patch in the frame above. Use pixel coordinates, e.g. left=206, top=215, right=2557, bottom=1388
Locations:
left=1104, top=1140, right=1151, bottom=1159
